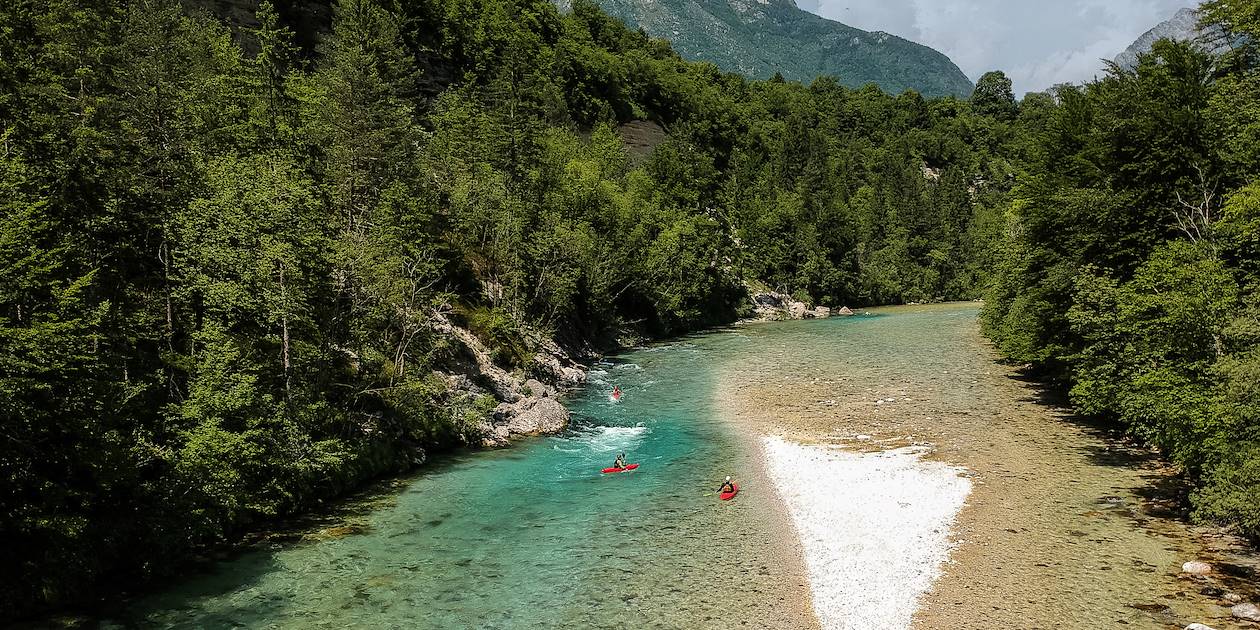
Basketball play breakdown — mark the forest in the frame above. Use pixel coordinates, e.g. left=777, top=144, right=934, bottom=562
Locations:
left=1, top=0, right=1256, bottom=619
left=982, top=0, right=1260, bottom=550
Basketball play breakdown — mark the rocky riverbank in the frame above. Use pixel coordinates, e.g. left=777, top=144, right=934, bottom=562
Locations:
left=748, top=290, right=853, bottom=321
left=430, top=312, right=590, bottom=447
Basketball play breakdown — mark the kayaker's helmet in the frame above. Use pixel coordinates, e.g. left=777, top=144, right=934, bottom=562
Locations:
left=725, top=476, right=731, bottom=482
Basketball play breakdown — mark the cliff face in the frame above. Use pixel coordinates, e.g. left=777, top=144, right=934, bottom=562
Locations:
left=579, top=0, right=975, bottom=97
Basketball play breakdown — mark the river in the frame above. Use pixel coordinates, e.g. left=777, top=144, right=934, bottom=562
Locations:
left=105, top=304, right=1257, bottom=629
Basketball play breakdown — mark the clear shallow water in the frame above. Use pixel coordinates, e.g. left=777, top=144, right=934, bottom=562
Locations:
left=716, top=304, right=1260, bottom=630
left=104, top=306, right=1259, bottom=629
left=109, top=336, right=813, bottom=629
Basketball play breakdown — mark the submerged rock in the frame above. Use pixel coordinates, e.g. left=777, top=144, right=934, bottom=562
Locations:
left=1233, top=603, right=1260, bottom=622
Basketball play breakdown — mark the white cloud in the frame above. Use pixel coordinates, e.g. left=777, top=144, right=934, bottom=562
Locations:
left=801, top=0, right=1196, bottom=95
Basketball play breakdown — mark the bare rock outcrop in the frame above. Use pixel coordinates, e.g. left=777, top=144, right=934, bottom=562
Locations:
left=750, top=290, right=833, bottom=321
left=431, top=313, right=524, bottom=402
left=430, top=311, right=583, bottom=447
left=530, top=337, right=588, bottom=388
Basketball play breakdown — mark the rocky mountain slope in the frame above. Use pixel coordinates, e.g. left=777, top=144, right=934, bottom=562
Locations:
left=189, top=0, right=971, bottom=97
left=569, top=0, right=974, bottom=97
left=1114, top=7, right=1234, bottom=69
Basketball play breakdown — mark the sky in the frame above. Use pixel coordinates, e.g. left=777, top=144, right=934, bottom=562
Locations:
left=793, top=0, right=1196, bottom=95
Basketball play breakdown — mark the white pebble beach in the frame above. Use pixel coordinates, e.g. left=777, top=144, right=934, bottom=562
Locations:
left=761, top=436, right=972, bottom=630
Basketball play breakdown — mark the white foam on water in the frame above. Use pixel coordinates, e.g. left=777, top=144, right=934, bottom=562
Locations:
left=761, top=436, right=971, bottom=630
left=572, top=424, right=650, bottom=453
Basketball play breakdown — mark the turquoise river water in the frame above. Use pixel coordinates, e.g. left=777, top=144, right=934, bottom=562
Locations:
left=99, top=306, right=1259, bottom=629
left=106, top=326, right=813, bottom=629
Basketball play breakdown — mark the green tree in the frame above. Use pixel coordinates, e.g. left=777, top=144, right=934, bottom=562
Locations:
left=971, top=70, right=1016, bottom=119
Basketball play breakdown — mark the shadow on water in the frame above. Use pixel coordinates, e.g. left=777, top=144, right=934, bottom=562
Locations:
left=85, top=469, right=442, bottom=628
left=39, top=448, right=501, bottom=629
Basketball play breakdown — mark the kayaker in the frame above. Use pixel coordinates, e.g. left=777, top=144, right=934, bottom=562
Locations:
left=717, top=476, right=735, bottom=494
left=613, top=452, right=627, bottom=470
left=612, top=385, right=622, bottom=398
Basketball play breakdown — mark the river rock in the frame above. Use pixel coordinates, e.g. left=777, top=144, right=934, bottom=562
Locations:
left=1227, top=593, right=1244, bottom=603
left=788, top=301, right=809, bottom=319
left=837, top=306, right=855, bottom=316
left=510, top=397, right=568, bottom=434
left=490, top=396, right=569, bottom=443
left=1233, top=603, right=1260, bottom=622
left=1186, top=624, right=1219, bottom=630
left=811, top=306, right=831, bottom=319
left=1182, top=561, right=1213, bottom=575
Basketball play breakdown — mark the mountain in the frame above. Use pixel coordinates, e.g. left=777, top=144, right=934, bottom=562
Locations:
left=1114, top=7, right=1233, bottom=69
left=571, top=0, right=974, bottom=97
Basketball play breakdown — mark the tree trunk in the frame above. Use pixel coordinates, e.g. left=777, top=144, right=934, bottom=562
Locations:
left=280, top=262, right=291, bottom=397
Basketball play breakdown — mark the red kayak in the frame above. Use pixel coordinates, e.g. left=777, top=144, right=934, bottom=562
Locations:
left=601, top=463, right=639, bottom=474
left=719, top=484, right=739, bottom=501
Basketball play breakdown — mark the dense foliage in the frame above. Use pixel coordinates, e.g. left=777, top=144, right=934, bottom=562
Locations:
left=1, top=0, right=1016, bottom=616
left=983, top=0, right=1260, bottom=541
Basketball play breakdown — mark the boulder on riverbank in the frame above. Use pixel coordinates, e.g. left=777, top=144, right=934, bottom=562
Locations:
left=530, top=337, right=588, bottom=388
left=485, top=396, right=570, bottom=446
